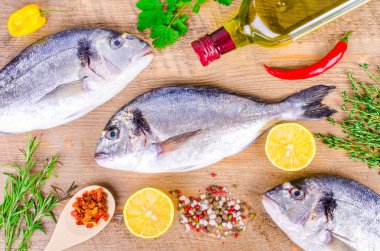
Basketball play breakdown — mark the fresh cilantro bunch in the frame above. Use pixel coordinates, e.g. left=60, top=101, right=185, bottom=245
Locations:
left=136, top=0, right=232, bottom=49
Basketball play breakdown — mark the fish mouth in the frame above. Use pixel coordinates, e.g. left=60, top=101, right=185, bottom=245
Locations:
left=94, top=152, right=110, bottom=161
left=262, top=193, right=284, bottom=214
left=131, top=45, right=152, bottom=62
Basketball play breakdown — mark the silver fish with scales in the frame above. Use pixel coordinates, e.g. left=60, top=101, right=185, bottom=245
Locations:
left=263, top=176, right=380, bottom=250
left=0, top=28, right=153, bottom=133
left=95, top=85, right=335, bottom=173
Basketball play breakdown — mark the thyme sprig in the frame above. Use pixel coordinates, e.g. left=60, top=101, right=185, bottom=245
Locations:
left=317, top=64, right=380, bottom=170
left=0, top=134, right=77, bottom=250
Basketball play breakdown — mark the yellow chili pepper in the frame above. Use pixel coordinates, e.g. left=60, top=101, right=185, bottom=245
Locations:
left=7, top=4, right=72, bottom=37
left=8, top=4, right=46, bottom=37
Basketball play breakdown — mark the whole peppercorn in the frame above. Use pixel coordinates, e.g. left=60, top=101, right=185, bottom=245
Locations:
left=216, top=216, right=222, bottom=224
left=249, top=212, right=255, bottom=220
left=222, top=214, right=228, bottom=221
left=178, top=185, right=252, bottom=239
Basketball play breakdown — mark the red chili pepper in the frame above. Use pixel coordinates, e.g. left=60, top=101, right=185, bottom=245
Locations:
left=264, top=32, right=351, bottom=80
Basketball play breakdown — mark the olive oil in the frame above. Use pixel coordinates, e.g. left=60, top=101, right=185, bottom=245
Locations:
left=192, top=0, right=370, bottom=66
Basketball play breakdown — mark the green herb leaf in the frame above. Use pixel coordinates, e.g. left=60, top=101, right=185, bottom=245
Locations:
left=193, top=0, right=208, bottom=13
left=0, top=134, right=77, bottom=250
left=151, top=25, right=180, bottom=49
left=215, top=0, right=232, bottom=6
left=137, top=8, right=165, bottom=31
left=173, top=15, right=189, bottom=36
left=136, top=0, right=232, bottom=49
left=317, top=64, right=380, bottom=171
left=136, top=0, right=164, bottom=11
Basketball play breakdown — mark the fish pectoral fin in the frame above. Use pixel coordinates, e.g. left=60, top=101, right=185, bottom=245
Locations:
left=38, top=79, right=88, bottom=104
left=329, top=232, right=357, bottom=251
left=157, top=129, right=203, bottom=155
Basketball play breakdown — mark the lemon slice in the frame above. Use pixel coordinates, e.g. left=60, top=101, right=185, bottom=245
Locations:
left=123, top=187, right=174, bottom=239
left=265, top=123, right=316, bottom=171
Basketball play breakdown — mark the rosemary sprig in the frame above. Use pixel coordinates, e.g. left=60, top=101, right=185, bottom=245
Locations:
left=317, top=64, right=380, bottom=170
left=0, top=134, right=77, bottom=251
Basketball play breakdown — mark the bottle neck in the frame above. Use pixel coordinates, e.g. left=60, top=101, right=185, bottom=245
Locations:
left=191, top=27, right=236, bottom=66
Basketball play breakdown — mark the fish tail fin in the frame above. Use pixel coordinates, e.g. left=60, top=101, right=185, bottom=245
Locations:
left=282, top=85, right=337, bottom=120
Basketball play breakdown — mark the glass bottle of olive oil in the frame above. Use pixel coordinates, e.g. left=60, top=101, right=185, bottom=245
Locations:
left=192, top=0, right=370, bottom=66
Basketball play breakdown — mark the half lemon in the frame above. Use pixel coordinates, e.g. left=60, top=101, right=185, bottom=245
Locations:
left=123, top=187, right=174, bottom=239
left=265, top=123, right=316, bottom=171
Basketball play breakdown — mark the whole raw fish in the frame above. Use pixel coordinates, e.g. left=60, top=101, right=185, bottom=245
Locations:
left=95, top=85, right=335, bottom=173
left=263, top=176, right=380, bottom=251
left=0, top=28, right=153, bottom=133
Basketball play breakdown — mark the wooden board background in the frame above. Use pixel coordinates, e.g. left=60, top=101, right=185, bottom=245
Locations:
left=0, top=0, right=379, bottom=250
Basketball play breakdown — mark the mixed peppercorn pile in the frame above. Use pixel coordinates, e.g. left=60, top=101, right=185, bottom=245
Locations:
left=71, top=187, right=109, bottom=228
left=172, top=185, right=254, bottom=240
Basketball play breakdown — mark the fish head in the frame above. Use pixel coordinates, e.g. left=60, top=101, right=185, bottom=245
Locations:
left=92, top=29, right=153, bottom=79
left=262, top=178, right=331, bottom=246
left=95, top=108, right=154, bottom=171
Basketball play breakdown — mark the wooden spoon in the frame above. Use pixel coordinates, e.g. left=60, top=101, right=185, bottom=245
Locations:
left=44, top=185, right=115, bottom=251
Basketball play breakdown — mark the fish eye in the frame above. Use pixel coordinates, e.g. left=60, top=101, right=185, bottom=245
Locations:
left=289, top=187, right=305, bottom=200
left=111, top=37, right=124, bottom=49
left=106, top=127, right=120, bottom=140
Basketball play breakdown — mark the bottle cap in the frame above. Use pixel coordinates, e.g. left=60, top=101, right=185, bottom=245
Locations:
left=192, top=27, right=236, bottom=66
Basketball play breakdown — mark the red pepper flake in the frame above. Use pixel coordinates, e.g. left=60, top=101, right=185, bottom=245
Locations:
left=211, top=172, right=217, bottom=177
left=196, top=228, right=201, bottom=232
left=234, top=233, right=239, bottom=239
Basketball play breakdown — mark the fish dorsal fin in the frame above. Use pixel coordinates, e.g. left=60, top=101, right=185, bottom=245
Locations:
left=157, top=130, right=203, bottom=155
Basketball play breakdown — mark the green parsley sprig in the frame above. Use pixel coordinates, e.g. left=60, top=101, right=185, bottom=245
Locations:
left=0, top=134, right=77, bottom=250
left=136, top=0, right=232, bottom=49
left=317, top=64, right=380, bottom=170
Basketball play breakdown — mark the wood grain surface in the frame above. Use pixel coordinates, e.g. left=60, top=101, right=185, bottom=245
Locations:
left=0, top=0, right=379, bottom=250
